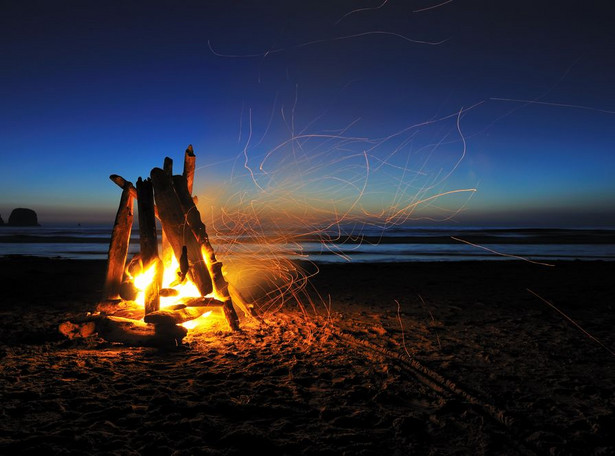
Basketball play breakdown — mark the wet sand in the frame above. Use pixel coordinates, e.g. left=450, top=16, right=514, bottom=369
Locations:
left=0, top=256, right=614, bottom=455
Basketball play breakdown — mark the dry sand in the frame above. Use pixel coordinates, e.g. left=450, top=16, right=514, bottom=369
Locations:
left=0, top=256, right=614, bottom=455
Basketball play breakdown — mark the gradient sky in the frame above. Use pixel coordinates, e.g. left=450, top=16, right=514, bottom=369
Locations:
left=2, top=1, right=614, bottom=227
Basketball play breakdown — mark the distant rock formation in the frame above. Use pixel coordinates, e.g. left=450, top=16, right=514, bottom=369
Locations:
left=0, top=213, right=4, bottom=225
left=7, top=208, right=40, bottom=226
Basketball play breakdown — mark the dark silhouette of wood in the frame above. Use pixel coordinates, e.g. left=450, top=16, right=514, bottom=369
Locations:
left=102, top=181, right=135, bottom=301
left=180, top=297, right=225, bottom=307
left=136, top=178, right=158, bottom=264
left=183, top=145, right=196, bottom=195
left=150, top=167, right=213, bottom=296
left=137, top=177, right=162, bottom=315
left=163, top=157, right=173, bottom=176
left=110, top=174, right=137, bottom=198
left=143, top=306, right=209, bottom=325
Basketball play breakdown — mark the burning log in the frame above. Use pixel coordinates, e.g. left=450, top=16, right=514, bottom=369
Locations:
left=59, top=315, right=187, bottom=347
left=171, top=174, right=242, bottom=330
left=150, top=166, right=214, bottom=296
left=102, top=179, right=135, bottom=301
left=143, top=306, right=209, bottom=325
left=143, top=257, right=164, bottom=316
left=137, top=177, right=162, bottom=315
left=180, top=297, right=225, bottom=307
left=120, top=280, right=138, bottom=301
left=160, top=288, right=179, bottom=297
left=136, top=178, right=158, bottom=264
left=99, top=316, right=187, bottom=347
left=92, top=145, right=258, bottom=341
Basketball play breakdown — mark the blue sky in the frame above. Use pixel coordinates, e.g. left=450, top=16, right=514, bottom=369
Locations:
left=1, top=1, right=614, bottom=227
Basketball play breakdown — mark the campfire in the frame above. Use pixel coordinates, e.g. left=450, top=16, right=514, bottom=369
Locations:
left=60, top=146, right=258, bottom=346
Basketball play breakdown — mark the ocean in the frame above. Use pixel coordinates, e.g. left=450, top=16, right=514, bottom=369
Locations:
left=1, top=224, right=614, bottom=263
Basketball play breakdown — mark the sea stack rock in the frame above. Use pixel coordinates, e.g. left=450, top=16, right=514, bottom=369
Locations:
left=8, top=208, right=40, bottom=226
left=0, top=213, right=4, bottom=225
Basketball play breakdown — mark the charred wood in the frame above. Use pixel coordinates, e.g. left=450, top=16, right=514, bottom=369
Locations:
left=59, top=315, right=187, bottom=347
left=150, top=167, right=213, bottom=296
left=137, top=177, right=162, bottom=315
left=180, top=297, right=225, bottom=307
left=144, top=306, right=208, bottom=325
left=144, top=257, right=163, bottom=316
left=136, top=177, right=158, bottom=265
left=160, top=288, right=179, bottom=297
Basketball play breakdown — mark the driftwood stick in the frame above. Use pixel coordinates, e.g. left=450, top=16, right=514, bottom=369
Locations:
left=172, top=174, right=241, bottom=330
left=144, top=306, right=208, bottom=325
left=163, top=157, right=173, bottom=176
left=110, top=175, right=137, bottom=198
left=60, top=315, right=187, bottom=347
left=180, top=297, right=225, bottom=307
left=102, top=183, right=134, bottom=301
left=111, top=174, right=161, bottom=218
left=183, top=145, right=196, bottom=195
left=143, top=257, right=163, bottom=316
left=160, top=288, right=179, bottom=297
left=137, top=177, right=162, bottom=315
left=100, top=316, right=186, bottom=347
left=150, top=167, right=213, bottom=296
left=172, top=175, right=211, bottom=247
left=137, top=177, right=159, bottom=264
left=173, top=174, right=257, bottom=320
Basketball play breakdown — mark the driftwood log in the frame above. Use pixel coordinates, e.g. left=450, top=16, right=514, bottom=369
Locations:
left=143, top=306, right=210, bottom=325
left=180, top=297, right=226, bottom=307
left=183, top=145, right=196, bottom=195
left=59, top=315, right=187, bottom=347
left=150, top=167, right=214, bottom=296
left=102, top=179, right=135, bottom=301
left=137, top=177, right=162, bottom=315
left=171, top=173, right=243, bottom=330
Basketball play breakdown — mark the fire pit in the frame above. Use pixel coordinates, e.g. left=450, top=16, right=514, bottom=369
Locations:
left=60, top=146, right=258, bottom=346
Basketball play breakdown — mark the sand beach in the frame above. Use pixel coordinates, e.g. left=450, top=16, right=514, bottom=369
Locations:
left=0, top=257, right=613, bottom=455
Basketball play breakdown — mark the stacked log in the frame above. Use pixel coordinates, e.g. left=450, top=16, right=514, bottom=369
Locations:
left=86, top=145, right=258, bottom=346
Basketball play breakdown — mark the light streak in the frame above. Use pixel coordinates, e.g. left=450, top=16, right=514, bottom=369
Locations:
left=207, top=31, right=446, bottom=60
left=490, top=97, right=615, bottom=115
left=527, top=289, right=615, bottom=357
left=396, top=299, right=413, bottom=359
left=336, top=0, right=390, bottom=24
left=192, top=99, right=481, bottom=320
left=451, top=236, right=555, bottom=267
left=413, top=0, right=454, bottom=14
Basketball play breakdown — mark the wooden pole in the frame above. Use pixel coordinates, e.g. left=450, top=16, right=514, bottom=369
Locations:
left=150, top=167, right=214, bottom=296
left=163, top=157, right=173, bottom=176
left=110, top=175, right=137, bottom=198
left=172, top=174, right=249, bottom=330
left=183, top=145, right=196, bottom=195
left=137, top=177, right=161, bottom=315
left=102, top=181, right=134, bottom=301
left=136, top=178, right=158, bottom=264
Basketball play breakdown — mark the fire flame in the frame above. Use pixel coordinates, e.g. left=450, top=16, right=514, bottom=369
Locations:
left=126, top=246, right=229, bottom=331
